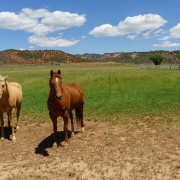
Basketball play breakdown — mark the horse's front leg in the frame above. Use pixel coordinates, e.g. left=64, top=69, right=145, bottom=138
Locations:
left=0, top=112, right=4, bottom=140
left=9, top=108, right=16, bottom=142
left=63, top=111, right=69, bottom=146
left=49, top=112, right=58, bottom=148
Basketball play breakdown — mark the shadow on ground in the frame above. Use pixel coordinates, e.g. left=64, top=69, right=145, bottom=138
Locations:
left=34, top=131, right=72, bottom=156
left=0, top=127, right=12, bottom=141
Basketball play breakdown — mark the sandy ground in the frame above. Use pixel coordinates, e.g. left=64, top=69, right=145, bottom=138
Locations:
left=1, top=117, right=180, bottom=180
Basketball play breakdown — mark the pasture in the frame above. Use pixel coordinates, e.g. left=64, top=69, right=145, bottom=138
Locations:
left=0, top=63, right=180, bottom=179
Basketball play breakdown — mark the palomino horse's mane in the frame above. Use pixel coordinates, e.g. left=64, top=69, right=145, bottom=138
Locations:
left=0, top=76, right=8, bottom=86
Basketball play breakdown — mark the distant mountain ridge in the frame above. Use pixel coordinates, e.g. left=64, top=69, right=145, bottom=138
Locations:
left=0, top=49, right=180, bottom=64
left=76, top=51, right=180, bottom=64
left=0, top=49, right=88, bottom=64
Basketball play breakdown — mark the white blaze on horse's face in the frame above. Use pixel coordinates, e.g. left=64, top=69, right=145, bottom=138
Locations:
left=56, top=77, right=58, bottom=83
left=52, top=76, right=63, bottom=100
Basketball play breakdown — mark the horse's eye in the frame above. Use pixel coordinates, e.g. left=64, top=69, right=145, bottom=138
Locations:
left=2, top=84, right=4, bottom=88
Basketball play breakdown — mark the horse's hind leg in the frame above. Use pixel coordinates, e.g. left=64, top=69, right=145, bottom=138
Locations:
left=63, top=111, right=69, bottom=146
left=7, top=112, right=10, bottom=127
left=16, top=106, right=21, bottom=130
left=75, top=108, right=80, bottom=128
left=69, top=111, right=74, bottom=136
left=78, top=105, right=85, bottom=133
left=0, top=112, right=4, bottom=140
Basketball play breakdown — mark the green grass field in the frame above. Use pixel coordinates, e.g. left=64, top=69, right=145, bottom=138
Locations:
left=1, top=63, right=180, bottom=123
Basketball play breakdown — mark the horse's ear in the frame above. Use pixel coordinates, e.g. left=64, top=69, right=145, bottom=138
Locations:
left=50, top=70, right=53, bottom=77
left=4, top=75, right=8, bottom=81
left=58, top=69, right=61, bottom=75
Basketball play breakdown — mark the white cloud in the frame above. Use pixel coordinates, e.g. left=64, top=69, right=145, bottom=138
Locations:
left=81, top=36, right=86, bottom=39
left=0, top=8, right=86, bottom=47
left=153, top=41, right=180, bottom=47
left=142, top=31, right=152, bottom=39
left=153, top=28, right=165, bottom=36
left=158, top=36, right=170, bottom=40
left=29, top=46, right=34, bottom=49
left=126, top=34, right=137, bottom=40
left=89, top=14, right=167, bottom=37
left=28, top=35, right=79, bottom=47
left=158, top=23, right=180, bottom=41
left=169, top=23, right=180, bottom=39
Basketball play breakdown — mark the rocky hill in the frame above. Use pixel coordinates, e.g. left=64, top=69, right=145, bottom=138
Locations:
left=76, top=50, right=180, bottom=64
left=0, top=49, right=88, bottom=65
left=1, top=49, right=180, bottom=65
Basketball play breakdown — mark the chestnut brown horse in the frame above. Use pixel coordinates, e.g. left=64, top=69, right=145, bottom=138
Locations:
left=47, top=70, right=85, bottom=147
left=0, top=75, right=22, bottom=142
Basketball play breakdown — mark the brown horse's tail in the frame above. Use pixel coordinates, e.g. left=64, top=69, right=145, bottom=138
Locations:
left=75, top=107, right=80, bottom=126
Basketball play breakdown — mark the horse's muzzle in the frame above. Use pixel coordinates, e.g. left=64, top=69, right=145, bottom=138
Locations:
left=56, top=94, right=63, bottom=100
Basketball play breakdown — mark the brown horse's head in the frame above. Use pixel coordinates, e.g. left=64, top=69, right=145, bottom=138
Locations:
left=0, top=75, right=8, bottom=99
left=49, top=70, right=63, bottom=100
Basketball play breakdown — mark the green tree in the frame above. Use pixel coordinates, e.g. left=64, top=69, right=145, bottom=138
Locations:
left=150, top=54, right=163, bottom=65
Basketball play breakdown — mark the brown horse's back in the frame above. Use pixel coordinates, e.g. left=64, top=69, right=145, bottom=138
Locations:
left=63, top=83, right=84, bottom=111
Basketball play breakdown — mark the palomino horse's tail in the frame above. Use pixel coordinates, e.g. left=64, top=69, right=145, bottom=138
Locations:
left=75, top=107, right=81, bottom=126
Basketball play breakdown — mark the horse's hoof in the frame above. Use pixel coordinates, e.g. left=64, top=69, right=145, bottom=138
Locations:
left=63, top=146, right=68, bottom=151
left=12, top=138, right=16, bottom=142
left=1, top=137, right=4, bottom=140
left=52, top=143, right=58, bottom=149
left=81, top=127, right=85, bottom=133
left=16, top=126, right=20, bottom=130
left=60, top=141, right=69, bottom=147
left=52, top=145, right=58, bottom=149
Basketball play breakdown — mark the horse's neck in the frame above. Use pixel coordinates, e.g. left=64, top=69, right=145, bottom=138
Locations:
left=61, top=84, right=66, bottom=94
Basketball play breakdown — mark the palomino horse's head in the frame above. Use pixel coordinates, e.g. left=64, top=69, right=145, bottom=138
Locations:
left=49, top=70, right=63, bottom=100
left=0, top=75, right=8, bottom=99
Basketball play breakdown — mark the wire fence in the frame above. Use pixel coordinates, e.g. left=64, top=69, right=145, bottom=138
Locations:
left=140, top=64, right=180, bottom=70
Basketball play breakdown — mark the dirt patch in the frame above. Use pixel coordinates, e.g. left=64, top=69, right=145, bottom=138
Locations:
left=1, top=118, right=180, bottom=179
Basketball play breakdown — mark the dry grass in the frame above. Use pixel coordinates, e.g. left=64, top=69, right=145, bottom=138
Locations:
left=1, top=116, right=180, bottom=180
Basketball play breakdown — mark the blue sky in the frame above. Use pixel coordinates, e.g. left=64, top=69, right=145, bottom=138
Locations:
left=0, top=0, right=180, bottom=54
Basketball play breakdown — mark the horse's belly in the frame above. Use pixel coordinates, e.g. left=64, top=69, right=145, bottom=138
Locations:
left=49, top=109, right=66, bottom=118
left=0, top=105, right=10, bottom=113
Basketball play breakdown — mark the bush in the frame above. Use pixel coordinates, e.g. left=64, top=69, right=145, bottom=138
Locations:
left=150, top=54, right=163, bottom=65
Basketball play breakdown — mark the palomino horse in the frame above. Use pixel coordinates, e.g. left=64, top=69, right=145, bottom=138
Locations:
left=47, top=70, right=85, bottom=147
left=0, top=75, right=22, bottom=142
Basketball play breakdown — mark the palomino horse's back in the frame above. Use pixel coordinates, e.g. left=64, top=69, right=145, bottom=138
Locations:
left=8, top=82, right=23, bottom=106
left=9, top=82, right=22, bottom=91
